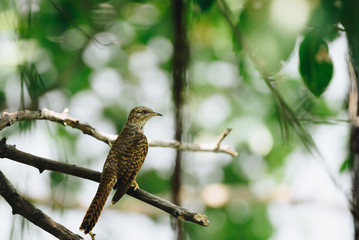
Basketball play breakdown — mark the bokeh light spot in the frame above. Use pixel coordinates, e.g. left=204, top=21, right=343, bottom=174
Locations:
left=196, top=94, right=230, bottom=128
left=270, top=0, right=310, bottom=33
left=248, top=126, right=273, bottom=156
left=201, top=184, right=230, bottom=208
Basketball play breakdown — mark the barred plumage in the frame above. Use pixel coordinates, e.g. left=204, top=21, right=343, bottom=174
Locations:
left=79, top=106, right=161, bottom=234
left=79, top=171, right=116, bottom=234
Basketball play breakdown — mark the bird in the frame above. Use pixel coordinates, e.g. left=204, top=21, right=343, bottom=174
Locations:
left=79, top=106, right=162, bottom=235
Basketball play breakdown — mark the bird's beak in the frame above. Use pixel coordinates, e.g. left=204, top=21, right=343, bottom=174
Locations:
left=152, top=112, right=162, bottom=117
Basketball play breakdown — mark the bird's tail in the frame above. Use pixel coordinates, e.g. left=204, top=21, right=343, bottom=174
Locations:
left=79, top=179, right=115, bottom=234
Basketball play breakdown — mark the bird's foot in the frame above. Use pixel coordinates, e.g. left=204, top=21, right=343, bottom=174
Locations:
left=131, top=180, right=139, bottom=191
left=89, top=231, right=96, bottom=240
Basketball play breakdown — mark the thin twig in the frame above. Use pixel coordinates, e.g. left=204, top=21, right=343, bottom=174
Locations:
left=0, top=108, right=238, bottom=156
left=0, top=171, right=83, bottom=240
left=0, top=137, right=210, bottom=227
left=214, top=128, right=232, bottom=150
left=150, top=138, right=238, bottom=156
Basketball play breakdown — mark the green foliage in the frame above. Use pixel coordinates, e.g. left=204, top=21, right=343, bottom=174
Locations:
left=307, top=1, right=340, bottom=41
left=0, top=91, right=6, bottom=110
left=223, top=158, right=248, bottom=184
left=137, top=169, right=170, bottom=194
left=194, top=0, right=215, bottom=13
left=19, top=63, right=45, bottom=110
left=186, top=205, right=273, bottom=240
left=299, top=31, right=333, bottom=98
left=50, top=171, right=68, bottom=187
left=103, top=106, right=128, bottom=133
left=0, top=0, right=351, bottom=239
left=238, top=1, right=297, bottom=74
left=340, top=156, right=351, bottom=173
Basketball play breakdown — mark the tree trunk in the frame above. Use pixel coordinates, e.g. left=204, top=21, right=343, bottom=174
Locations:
left=171, top=0, right=189, bottom=239
left=342, top=0, right=359, bottom=239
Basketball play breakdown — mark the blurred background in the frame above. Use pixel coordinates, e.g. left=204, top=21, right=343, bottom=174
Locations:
left=0, top=0, right=355, bottom=239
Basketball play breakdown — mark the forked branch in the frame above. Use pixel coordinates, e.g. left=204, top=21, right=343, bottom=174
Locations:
left=0, top=137, right=210, bottom=227
left=0, top=108, right=238, bottom=156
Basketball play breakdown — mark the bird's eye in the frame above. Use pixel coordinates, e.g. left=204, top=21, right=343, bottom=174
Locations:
left=141, top=110, right=149, bottom=114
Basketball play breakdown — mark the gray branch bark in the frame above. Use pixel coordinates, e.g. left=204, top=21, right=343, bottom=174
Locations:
left=0, top=170, right=83, bottom=240
left=0, top=109, right=237, bottom=156
left=0, top=137, right=210, bottom=227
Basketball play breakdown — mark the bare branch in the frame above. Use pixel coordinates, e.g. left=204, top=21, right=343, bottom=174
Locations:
left=0, top=108, right=116, bottom=145
left=214, top=128, right=232, bottom=150
left=0, top=108, right=238, bottom=156
left=150, top=138, right=238, bottom=156
left=0, top=137, right=210, bottom=227
left=0, top=170, right=83, bottom=240
left=127, top=188, right=209, bottom=226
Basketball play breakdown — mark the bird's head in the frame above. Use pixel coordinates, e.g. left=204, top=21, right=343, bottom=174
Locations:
left=127, top=106, right=162, bottom=129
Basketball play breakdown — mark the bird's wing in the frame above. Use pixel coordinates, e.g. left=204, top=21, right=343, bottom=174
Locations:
left=110, top=131, right=148, bottom=204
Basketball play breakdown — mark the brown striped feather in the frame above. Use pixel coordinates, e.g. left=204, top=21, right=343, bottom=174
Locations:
left=79, top=106, right=160, bottom=234
left=79, top=171, right=116, bottom=234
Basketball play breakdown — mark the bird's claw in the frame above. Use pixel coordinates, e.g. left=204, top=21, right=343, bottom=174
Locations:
left=89, top=231, right=96, bottom=240
left=131, top=181, right=139, bottom=191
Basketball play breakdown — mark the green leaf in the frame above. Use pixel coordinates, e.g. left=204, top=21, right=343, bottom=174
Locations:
left=238, top=1, right=297, bottom=74
left=299, top=31, right=333, bottom=97
left=340, top=159, right=349, bottom=173
left=195, top=0, right=215, bottom=13
left=50, top=171, right=67, bottom=187
left=136, top=170, right=170, bottom=194
left=340, top=155, right=352, bottom=173
left=0, top=91, right=7, bottom=110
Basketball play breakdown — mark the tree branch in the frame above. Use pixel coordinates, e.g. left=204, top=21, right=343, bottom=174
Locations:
left=150, top=136, right=238, bottom=156
left=214, top=128, right=232, bottom=150
left=0, top=108, right=238, bottom=156
left=0, top=137, right=210, bottom=227
left=0, top=170, right=83, bottom=240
